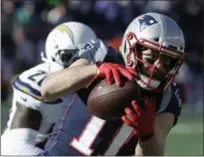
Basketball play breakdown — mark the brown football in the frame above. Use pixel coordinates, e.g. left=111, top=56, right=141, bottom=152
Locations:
left=87, top=79, right=141, bottom=120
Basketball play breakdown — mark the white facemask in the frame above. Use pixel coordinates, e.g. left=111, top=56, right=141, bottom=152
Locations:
left=136, top=74, right=161, bottom=90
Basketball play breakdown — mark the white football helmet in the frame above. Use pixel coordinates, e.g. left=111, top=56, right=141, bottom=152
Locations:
left=43, top=21, right=97, bottom=67
left=120, top=13, right=186, bottom=91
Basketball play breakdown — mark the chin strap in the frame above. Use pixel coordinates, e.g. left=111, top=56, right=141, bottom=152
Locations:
left=137, top=74, right=161, bottom=90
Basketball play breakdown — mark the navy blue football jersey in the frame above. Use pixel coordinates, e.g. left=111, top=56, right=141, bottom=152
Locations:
left=40, top=39, right=182, bottom=156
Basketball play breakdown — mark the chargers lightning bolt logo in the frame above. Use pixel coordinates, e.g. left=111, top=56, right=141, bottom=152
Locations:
left=138, top=15, right=158, bottom=31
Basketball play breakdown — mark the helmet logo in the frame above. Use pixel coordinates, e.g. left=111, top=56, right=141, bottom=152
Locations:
left=138, top=15, right=158, bottom=32
left=56, top=25, right=74, bottom=41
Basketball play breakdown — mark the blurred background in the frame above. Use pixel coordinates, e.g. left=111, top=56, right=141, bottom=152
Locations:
left=1, top=0, right=203, bottom=155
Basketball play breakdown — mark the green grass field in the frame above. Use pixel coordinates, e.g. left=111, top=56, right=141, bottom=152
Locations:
left=1, top=104, right=203, bottom=155
left=165, top=115, right=203, bottom=155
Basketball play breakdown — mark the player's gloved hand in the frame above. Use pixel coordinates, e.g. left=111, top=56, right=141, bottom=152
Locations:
left=96, top=62, right=137, bottom=86
left=121, top=98, right=156, bottom=141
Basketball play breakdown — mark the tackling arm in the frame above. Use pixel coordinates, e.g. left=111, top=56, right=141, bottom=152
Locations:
left=41, top=58, right=99, bottom=101
left=41, top=60, right=136, bottom=101
left=41, top=39, right=137, bottom=101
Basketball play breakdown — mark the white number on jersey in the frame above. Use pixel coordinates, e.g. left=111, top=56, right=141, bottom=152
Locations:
left=27, top=70, right=46, bottom=87
left=70, top=116, right=133, bottom=155
left=13, top=64, right=48, bottom=101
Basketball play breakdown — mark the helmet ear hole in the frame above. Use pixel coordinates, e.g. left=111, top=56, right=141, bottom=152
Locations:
left=52, top=57, right=55, bottom=62
left=180, top=46, right=184, bottom=51
left=153, top=38, right=159, bottom=42
left=123, top=42, right=127, bottom=54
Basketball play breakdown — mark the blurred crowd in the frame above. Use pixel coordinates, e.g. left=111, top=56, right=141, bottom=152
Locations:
left=1, top=0, right=203, bottom=112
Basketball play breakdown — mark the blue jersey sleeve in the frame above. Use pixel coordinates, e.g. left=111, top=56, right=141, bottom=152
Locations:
left=159, top=83, right=182, bottom=126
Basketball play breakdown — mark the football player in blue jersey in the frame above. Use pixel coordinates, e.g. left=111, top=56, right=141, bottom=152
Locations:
left=40, top=13, right=186, bottom=156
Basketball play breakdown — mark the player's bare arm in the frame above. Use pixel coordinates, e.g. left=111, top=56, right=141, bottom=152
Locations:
left=41, top=58, right=98, bottom=101
left=135, top=113, right=174, bottom=156
left=41, top=58, right=136, bottom=101
left=122, top=95, right=179, bottom=156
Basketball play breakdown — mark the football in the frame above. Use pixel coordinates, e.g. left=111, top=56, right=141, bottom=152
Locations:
left=87, top=79, right=141, bottom=120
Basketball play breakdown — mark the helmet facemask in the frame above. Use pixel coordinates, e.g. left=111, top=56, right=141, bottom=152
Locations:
left=53, top=49, right=79, bottom=68
left=123, top=32, right=186, bottom=91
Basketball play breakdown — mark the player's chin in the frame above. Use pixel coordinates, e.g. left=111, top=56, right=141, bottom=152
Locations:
left=152, top=75, right=166, bottom=82
left=141, top=71, right=165, bottom=81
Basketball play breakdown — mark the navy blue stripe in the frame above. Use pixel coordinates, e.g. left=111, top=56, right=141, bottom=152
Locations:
left=13, top=76, right=63, bottom=104
left=104, top=46, right=123, bottom=64
left=13, top=76, right=42, bottom=97
left=44, top=99, right=63, bottom=104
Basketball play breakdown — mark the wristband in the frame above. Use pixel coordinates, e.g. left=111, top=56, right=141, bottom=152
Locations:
left=139, top=132, right=154, bottom=142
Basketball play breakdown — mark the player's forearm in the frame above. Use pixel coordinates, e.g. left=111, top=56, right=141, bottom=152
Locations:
left=41, top=64, right=98, bottom=101
left=135, top=133, right=165, bottom=156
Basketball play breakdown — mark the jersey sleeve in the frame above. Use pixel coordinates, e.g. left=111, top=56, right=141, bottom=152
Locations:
left=12, top=64, right=63, bottom=104
left=12, top=86, right=42, bottom=108
left=12, top=74, right=45, bottom=101
left=68, top=39, right=123, bottom=65
left=157, top=83, right=182, bottom=126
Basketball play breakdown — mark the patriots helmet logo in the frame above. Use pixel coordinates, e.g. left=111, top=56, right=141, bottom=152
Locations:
left=138, top=15, right=158, bottom=31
